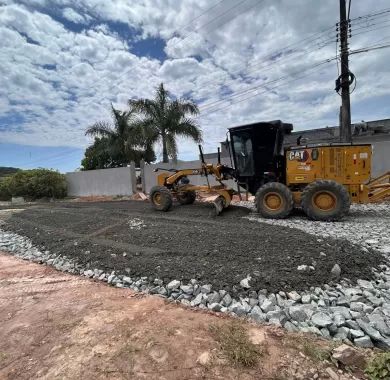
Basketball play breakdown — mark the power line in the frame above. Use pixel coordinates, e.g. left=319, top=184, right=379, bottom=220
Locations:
left=168, top=0, right=251, bottom=49
left=350, top=42, right=390, bottom=55
left=350, top=7, right=390, bottom=23
left=200, top=40, right=337, bottom=112
left=199, top=61, right=333, bottom=117
left=199, top=57, right=337, bottom=115
left=172, top=0, right=226, bottom=34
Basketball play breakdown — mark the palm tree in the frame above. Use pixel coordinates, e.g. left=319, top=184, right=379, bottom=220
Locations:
left=129, top=83, right=202, bottom=163
left=85, top=104, right=153, bottom=166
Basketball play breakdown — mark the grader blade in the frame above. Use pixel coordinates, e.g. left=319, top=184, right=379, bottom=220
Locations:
left=214, top=196, right=225, bottom=216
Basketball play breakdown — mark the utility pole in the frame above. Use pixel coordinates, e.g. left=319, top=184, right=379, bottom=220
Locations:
left=338, top=0, right=352, bottom=142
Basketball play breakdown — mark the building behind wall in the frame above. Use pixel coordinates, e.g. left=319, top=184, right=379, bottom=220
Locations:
left=206, top=118, right=390, bottom=177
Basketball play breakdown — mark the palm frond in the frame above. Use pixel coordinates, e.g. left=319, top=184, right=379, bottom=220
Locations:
left=174, top=119, right=203, bottom=143
left=176, top=99, right=199, bottom=115
left=85, top=122, right=115, bottom=137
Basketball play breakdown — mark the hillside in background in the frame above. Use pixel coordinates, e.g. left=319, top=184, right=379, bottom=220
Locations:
left=0, top=167, right=20, bottom=178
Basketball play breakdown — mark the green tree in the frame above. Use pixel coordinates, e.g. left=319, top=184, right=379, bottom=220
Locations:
left=129, top=83, right=202, bottom=163
left=85, top=104, right=154, bottom=167
left=81, top=137, right=155, bottom=170
left=7, top=169, right=66, bottom=200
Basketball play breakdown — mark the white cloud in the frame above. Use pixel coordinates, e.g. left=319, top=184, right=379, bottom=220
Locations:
left=62, top=7, right=87, bottom=24
left=0, top=0, right=390, bottom=163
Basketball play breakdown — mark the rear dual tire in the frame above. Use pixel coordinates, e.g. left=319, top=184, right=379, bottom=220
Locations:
left=301, top=180, right=350, bottom=221
left=255, top=182, right=294, bottom=219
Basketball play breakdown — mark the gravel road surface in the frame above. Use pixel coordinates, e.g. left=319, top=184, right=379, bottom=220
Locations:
left=1, top=201, right=383, bottom=294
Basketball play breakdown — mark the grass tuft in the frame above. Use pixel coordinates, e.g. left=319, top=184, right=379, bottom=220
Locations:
left=210, top=322, right=264, bottom=367
left=365, top=352, right=390, bottom=380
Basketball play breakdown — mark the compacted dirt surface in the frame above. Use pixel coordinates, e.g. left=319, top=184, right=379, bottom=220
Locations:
left=0, top=201, right=384, bottom=293
left=0, top=253, right=369, bottom=380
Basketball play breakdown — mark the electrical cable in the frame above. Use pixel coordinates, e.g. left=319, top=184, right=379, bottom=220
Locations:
left=173, top=0, right=226, bottom=35
left=168, top=0, right=251, bottom=49
left=199, top=57, right=337, bottom=114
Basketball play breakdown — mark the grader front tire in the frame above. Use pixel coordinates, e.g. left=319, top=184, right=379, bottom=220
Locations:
left=301, top=180, right=350, bottom=221
left=150, top=186, right=173, bottom=212
left=255, top=182, right=294, bottom=219
left=176, top=188, right=196, bottom=205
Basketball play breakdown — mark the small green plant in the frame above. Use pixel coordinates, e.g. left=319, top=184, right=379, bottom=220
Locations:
left=0, top=351, right=8, bottom=363
left=365, top=352, right=390, bottom=380
left=210, top=322, right=264, bottom=367
left=302, top=341, right=331, bottom=362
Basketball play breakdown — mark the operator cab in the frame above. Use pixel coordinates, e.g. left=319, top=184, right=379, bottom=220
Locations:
left=228, top=120, right=293, bottom=194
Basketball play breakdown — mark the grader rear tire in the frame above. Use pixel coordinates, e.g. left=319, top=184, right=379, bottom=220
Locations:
left=150, top=186, right=173, bottom=211
left=301, top=180, right=350, bottom=221
left=255, top=182, right=294, bottom=219
left=176, top=187, right=196, bottom=205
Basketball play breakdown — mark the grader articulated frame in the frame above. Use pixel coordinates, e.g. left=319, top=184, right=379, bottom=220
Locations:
left=149, top=146, right=234, bottom=215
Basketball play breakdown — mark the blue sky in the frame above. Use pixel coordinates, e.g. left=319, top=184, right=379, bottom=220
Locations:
left=1, top=0, right=390, bottom=172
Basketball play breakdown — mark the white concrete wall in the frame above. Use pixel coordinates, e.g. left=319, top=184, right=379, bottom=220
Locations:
left=66, top=166, right=135, bottom=197
left=372, top=141, right=390, bottom=178
left=142, top=157, right=238, bottom=194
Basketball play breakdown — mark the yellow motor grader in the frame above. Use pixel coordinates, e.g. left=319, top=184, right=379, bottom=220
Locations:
left=150, top=120, right=390, bottom=221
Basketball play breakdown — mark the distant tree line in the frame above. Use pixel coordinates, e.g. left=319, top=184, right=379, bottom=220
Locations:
left=0, top=169, right=66, bottom=201
left=81, top=83, right=202, bottom=170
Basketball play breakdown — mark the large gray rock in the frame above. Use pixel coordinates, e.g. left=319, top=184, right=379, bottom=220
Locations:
left=333, top=313, right=346, bottom=327
left=330, top=306, right=352, bottom=319
left=200, top=284, right=212, bottom=294
left=289, top=305, right=309, bottom=322
left=167, top=280, right=181, bottom=290
left=287, top=291, right=301, bottom=302
left=330, top=264, right=341, bottom=279
left=354, top=336, right=374, bottom=348
left=267, top=310, right=287, bottom=325
left=349, top=329, right=365, bottom=339
left=208, top=303, right=222, bottom=312
left=248, top=298, right=258, bottom=307
left=311, top=312, right=333, bottom=328
left=350, top=302, right=365, bottom=312
left=356, top=319, right=383, bottom=341
left=83, top=269, right=94, bottom=278
left=221, top=293, right=232, bottom=307
left=284, top=321, right=298, bottom=332
left=345, top=319, right=359, bottom=330
left=230, top=302, right=247, bottom=316
left=333, top=327, right=349, bottom=340
left=250, top=305, right=266, bottom=323
left=301, top=294, right=311, bottom=304
left=240, top=277, right=251, bottom=289
left=368, top=314, right=390, bottom=336
left=368, top=296, right=383, bottom=307
left=190, top=293, right=204, bottom=307
left=260, top=299, right=275, bottom=313
left=180, top=285, right=194, bottom=294
left=207, top=291, right=221, bottom=305
left=357, top=279, right=374, bottom=290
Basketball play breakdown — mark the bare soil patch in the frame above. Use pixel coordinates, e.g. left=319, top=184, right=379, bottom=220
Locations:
left=0, top=253, right=369, bottom=379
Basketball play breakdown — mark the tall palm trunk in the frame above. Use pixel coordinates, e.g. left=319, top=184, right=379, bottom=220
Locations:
left=162, top=132, right=169, bottom=163
left=161, top=130, right=169, bottom=164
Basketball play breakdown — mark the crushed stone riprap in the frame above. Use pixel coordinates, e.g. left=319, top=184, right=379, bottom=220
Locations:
left=239, top=202, right=390, bottom=255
